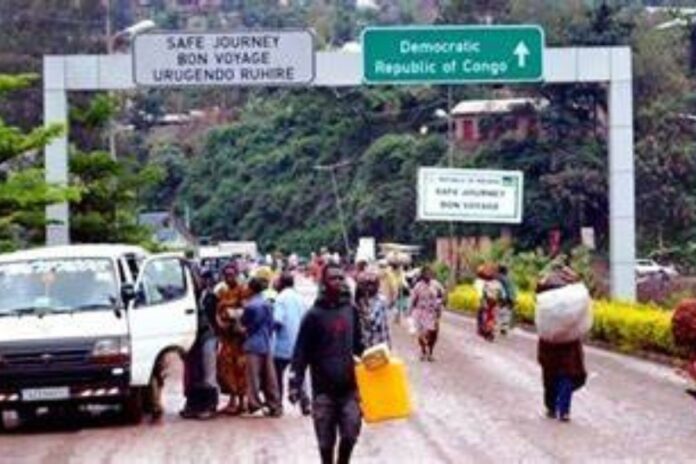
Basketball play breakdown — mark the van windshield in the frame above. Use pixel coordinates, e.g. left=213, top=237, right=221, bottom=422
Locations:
left=0, top=258, right=118, bottom=316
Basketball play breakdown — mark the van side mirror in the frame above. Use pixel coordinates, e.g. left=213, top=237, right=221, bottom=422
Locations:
left=121, top=284, right=137, bottom=306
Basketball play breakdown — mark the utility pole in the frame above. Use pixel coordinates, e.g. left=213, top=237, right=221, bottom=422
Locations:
left=434, top=89, right=458, bottom=288
left=433, top=87, right=459, bottom=288
left=447, top=86, right=457, bottom=289
left=105, top=0, right=117, bottom=160
left=314, top=160, right=352, bottom=259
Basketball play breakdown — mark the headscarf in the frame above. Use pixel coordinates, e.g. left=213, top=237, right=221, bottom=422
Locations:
left=476, top=263, right=498, bottom=281
left=253, top=266, right=274, bottom=282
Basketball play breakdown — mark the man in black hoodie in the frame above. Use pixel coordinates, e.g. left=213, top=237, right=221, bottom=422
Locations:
left=289, top=262, right=365, bottom=464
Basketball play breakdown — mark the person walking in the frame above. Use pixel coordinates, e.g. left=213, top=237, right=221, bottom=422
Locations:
left=476, top=264, right=504, bottom=341
left=497, top=265, right=516, bottom=336
left=392, top=262, right=410, bottom=324
left=410, top=266, right=445, bottom=362
left=180, top=268, right=219, bottom=420
left=355, top=270, right=391, bottom=349
left=254, top=266, right=278, bottom=303
left=536, top=264, right=587, bottom=422
left=242, top=277, right=283, bottom=417
left=215, top=264, right=251, bottom=415
left=273, top=271, right=311, bottom=415
left=378, top=260, right=397, bottom=313
left=289, top=263, right=365, bottom=464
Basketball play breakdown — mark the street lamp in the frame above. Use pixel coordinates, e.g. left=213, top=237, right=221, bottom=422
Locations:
left=434, top=108, right=449, bottom=120
left=105, top=13, right=156, bottom=160
left=110, top=20, right=157, bottom=52
left=314, top=161, right=352, bottom=259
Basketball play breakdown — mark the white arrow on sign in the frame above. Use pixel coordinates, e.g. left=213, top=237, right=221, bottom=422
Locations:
left=513, top=41, right=530, bottom=68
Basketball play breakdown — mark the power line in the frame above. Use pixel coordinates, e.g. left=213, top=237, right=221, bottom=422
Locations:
left=314, top=160, right=352, bottom=257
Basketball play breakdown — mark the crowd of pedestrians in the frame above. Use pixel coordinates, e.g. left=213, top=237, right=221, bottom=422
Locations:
left=178, top=250, right=439, bottom=463
left=178, top=247, right=588, bottom=462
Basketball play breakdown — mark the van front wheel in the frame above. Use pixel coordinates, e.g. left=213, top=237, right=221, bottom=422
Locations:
left=122, top=388, right=145, bottom=424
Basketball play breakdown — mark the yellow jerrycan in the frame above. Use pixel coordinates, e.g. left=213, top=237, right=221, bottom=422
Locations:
left=355, top=356, right=412, bottom=423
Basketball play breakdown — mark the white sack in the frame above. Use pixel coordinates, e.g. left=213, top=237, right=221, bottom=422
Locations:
left=535, top=283, right=593, bottom=343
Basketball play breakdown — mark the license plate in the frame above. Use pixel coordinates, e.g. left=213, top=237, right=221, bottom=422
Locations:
left=21, top=387, right=70, bottom=402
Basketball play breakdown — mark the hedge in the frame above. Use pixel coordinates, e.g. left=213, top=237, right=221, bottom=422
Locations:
left=448, top=285, right=679, bottom=357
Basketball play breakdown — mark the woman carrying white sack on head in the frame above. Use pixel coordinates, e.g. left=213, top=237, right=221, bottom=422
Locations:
left=534, top=262, right=591, bottom=423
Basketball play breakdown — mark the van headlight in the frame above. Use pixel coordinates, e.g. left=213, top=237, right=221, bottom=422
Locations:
left=91, top=337, right=129, bottom=365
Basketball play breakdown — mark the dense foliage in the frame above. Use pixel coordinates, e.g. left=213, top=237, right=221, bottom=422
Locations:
left=153, top=2, right=696, bottom=262
left=0, top=74, right=77, bottom=250
left=67, top=91, right=162, bottom=245
left=175, top=88, right=452, bottom=254
left=3, top=1, right=696, bottom=264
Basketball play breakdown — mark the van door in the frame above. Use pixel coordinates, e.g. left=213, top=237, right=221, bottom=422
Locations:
left=128, top=256, right=197, bottom=386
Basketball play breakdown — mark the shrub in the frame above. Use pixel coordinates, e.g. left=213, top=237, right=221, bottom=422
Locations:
left=509, top=250, right=550, bottom=292
left=448, top=286, right=480, bottom=314
left=672, top=299, right=696, bottom=350
left=448, top=285, right=679, bottom=357
left=432, top=261, right=452, bottom=286
left=459, top=239, right=514, bottom=283
left=516, top=292, right=536, bottom=323
left=592, top=300, right=675, bottom=355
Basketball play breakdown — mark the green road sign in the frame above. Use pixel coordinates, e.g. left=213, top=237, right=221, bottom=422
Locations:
left=362, top=25, right=544, bottom=84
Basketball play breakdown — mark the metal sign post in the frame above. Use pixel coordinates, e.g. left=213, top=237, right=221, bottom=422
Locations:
left=42, top=31, right=637, bottom=300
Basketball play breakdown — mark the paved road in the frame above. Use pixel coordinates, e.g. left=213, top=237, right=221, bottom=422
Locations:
left=1, top=281, right=696, bottom=463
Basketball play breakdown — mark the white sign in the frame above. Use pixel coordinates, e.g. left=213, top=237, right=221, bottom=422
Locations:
left=356, top=237, right=376, bottom=262
left=133, top=31, right=315, bottom=87
left=417, top=168, right=523, bottom=223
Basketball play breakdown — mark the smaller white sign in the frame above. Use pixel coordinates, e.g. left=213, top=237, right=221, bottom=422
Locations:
left=133, top=31, right=315, bottom=87
left=417, top=167, right=523, bottom=223
left=581, top=227, right=596, bottom=250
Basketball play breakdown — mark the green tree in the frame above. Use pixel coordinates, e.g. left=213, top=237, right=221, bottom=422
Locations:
left=635, top=102, right=696, bottom=251
left=70, top=149, right=162, bottom=244
left=438, top=0, right=511, bottom=23
left=141, top=143, right=188, bottom=210
left=64, top=89, right=162, bottom=244
left=0, top=74, right=78, bottom=250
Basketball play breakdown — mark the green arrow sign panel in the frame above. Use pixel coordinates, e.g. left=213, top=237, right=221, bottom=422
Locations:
left=362, top=25, right=544, bottom=84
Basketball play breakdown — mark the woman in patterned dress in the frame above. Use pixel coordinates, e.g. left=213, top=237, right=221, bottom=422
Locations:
left=215, top=264, right=251, bottom=415
left=409, top=266, right=445, bottom=362
left=355, top=270, right=391, bottom=349
left=476, top=263, right=504, bottom=342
